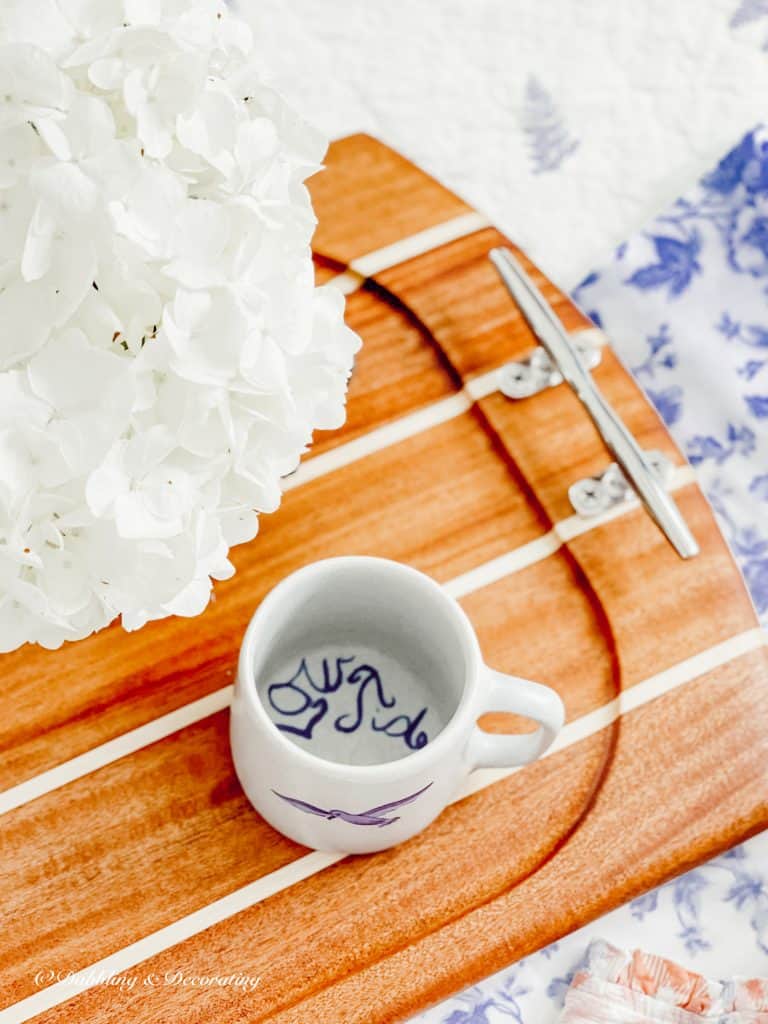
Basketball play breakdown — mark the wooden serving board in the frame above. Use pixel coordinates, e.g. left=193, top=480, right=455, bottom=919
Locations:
left=2, top=135, right=767, bottom=1024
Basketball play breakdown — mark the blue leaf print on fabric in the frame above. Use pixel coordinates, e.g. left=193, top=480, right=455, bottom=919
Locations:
left=728, top=421, right=758, bottom=450
left=571, top=272, right=604, bottom=327
left=443, top=1003, right=495, bottom=1024
left=717, top=312, right=768, bottom=347
left=745, top=557, right=768, bottom=613
left=710, top=488, right=768, bottom=558
left=587, top=309, right=603, bottom=328
left=631, top=872, right=713, bottom=956
left=443, top=987, right=492, bottom=1024
left=708, top=480, right=768, bottom=613
left=733, top=526, right=768, bottom=558
left=702, top=129, right=758, bottom=193
left=647, top=385, right=683, bottom=426
left=546, top=948, right=590, bottom=1006
left=702, top=127, right=768, bottom=192
left=743, top=216, right=768, bottom=253
left=625, top=231, right=702, bottom=297
left=750, top=473, right=768, bottom=499
left=678, top=926, right=711, bottom=956
left=495, top=981, right=530, bottom=1023
left=442, top=974, right=529, bottom=1024
left=715, top=858, right=768, bottom=954
left=545, top=975, right=572, bottom=1005
left=719, top=316, right=768, bottom=379
left=521, top=76, right=579, bottom=175
left=688, top=436, right=727, bottom=465
left=717, top=310, right=742, bottom=338
left=730, top=0, right=768, bottom=28
left=687, top=423, right=756, bottom=465
left=726, top=873, right=766, bottom=910
left=629, top=325, right=684, bottom=424
left=729, top=207, right=768, bottom=276
left=633, top=323, right=677, bottom=379
left=738, top=359, right=767, bottom=380
left=575, top=271, right=600, bottom=292
left=746, top=393, right=768, bottom=417
left=730, top=1, right=768, bottom=50
left=630, top=889, right=659, bottom=919
left=674, top=872, right=708, bottom=919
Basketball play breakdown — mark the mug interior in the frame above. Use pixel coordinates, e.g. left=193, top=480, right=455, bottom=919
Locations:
left=250, top=560, right=470, bottom=766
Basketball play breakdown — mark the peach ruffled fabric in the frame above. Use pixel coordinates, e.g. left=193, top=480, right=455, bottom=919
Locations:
left=560, top=941, right=768, bottom=1024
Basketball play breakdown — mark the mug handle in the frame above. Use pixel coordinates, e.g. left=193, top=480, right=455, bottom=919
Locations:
left=467, top=667, right=565, bottom=769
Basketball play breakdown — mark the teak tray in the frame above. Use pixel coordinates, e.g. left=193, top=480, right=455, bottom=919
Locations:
left=2, top=135, right=767, bottom=1024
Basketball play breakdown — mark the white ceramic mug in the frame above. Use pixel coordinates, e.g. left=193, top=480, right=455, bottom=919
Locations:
left=230, top=556, right=565, bottom=854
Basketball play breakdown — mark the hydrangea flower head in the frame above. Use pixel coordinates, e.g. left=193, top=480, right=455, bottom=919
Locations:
left=0, top=0, right=360, bottom=649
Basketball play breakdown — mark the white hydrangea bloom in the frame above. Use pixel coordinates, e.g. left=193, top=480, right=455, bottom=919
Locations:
left=0, top=0, right=360, bottom=650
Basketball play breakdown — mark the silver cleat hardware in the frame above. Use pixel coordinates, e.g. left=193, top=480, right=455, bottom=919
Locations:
left=568, top=451, right=674, bottom=518
left=489, top=246, right=699, bottom=559
left=498, top=334, right=602, bottom=400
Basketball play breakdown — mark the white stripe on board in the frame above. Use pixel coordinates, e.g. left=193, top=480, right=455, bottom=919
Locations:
left=324, top=270, right=362, bottom=295
left=0, top=463, right=698, bottom=819
left=349, top=211, right=490, bottom=279
left=463, top=367, right=502, bottom=402
left=4, top=625, right=763, bottom=1024
left=283, top=391, right=471, bottom=491
left=0, top=687, right=234, bottom=818
left=444, top=533, right=561, bottom=600
left=319, top=210, right=491, bottom=299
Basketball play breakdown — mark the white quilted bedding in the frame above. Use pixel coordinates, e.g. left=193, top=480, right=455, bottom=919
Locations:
left=250, top=0, right=768, bottom=288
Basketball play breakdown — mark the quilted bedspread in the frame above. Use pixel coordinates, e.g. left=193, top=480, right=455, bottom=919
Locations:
left=248, top=0, right=768, bottom=288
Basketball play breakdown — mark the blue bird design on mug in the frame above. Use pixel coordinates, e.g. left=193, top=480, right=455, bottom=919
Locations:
left=271, top=782, right=433, bottom=827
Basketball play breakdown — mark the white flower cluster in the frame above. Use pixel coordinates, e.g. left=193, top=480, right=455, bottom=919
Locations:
left=0, top=0, right=360, bottom=650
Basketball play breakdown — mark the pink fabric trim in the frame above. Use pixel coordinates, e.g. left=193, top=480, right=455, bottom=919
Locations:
left=560, top=940, right=768, bottom=1023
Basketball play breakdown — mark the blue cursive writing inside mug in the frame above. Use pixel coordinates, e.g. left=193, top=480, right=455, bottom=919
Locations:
left=257, top=644, right=449, bottom=766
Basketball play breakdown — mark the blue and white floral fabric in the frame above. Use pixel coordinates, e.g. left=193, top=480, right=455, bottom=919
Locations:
left=574, top=126, right=768, bottom=624
left=413, top=129, right=768, bottom=1024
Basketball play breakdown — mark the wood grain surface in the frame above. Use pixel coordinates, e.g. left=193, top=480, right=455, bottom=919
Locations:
left=2, top=134, right=766, bottom=1024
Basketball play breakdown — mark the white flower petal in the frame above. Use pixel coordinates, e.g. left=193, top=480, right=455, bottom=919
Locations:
left=109, top=163, right=185, bottom=258
left=21, top=199, right=56, bottom=281
left=85, top=442, right=129, bottom=517
left=0, top=276, right=54, bottom=367
left=0, top=43, right=72, bottom=127
left=115, top=491, right=183, bottom=539
left=164, top=199, right=230, bottom=288
left=28, top=327, right=134, bottom=414
left=176, top=85, right=239, bottom=171
left=38, top=92, right=115, bottom=162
